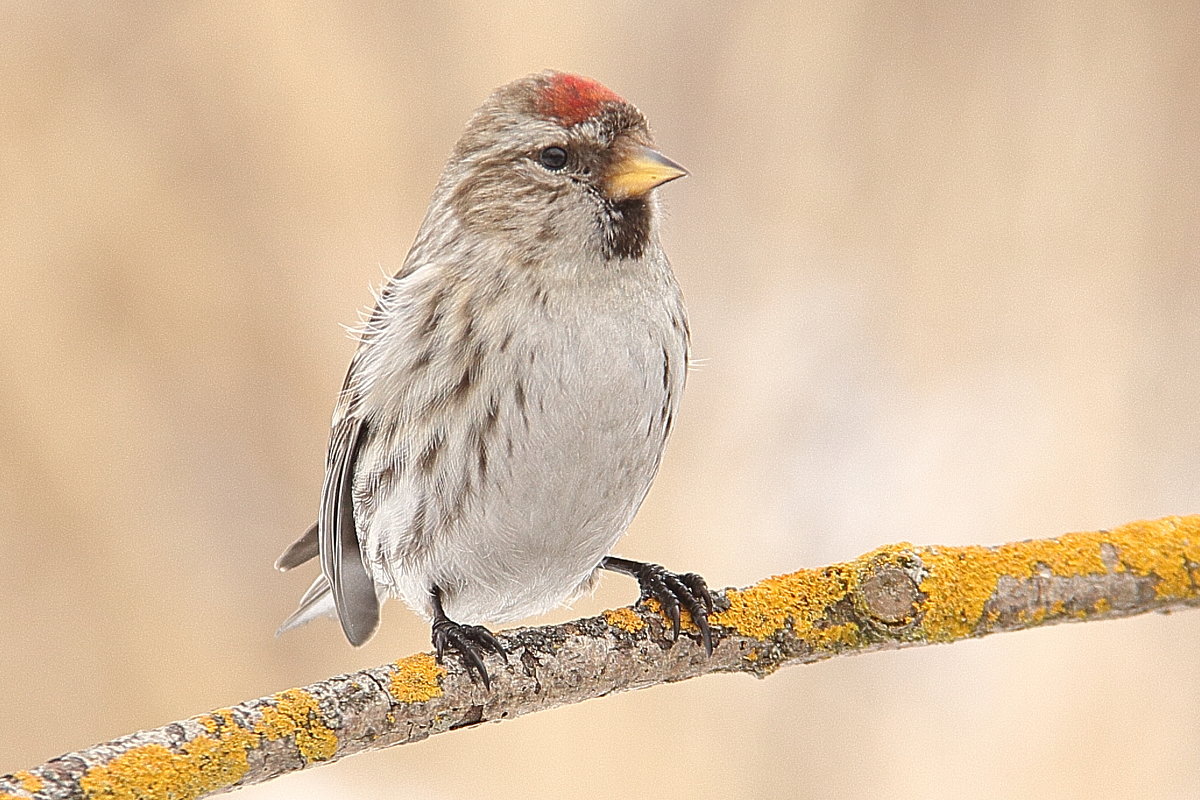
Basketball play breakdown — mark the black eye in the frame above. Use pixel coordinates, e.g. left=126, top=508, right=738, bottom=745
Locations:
left=538, top=146, right=568, bottom=171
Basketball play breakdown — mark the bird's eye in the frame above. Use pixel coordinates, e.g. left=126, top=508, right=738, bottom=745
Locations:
left=538, top=146, right=569, bottom=171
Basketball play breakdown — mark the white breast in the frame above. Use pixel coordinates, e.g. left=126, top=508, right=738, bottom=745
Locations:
left=354, top=259, right=687, bottom=625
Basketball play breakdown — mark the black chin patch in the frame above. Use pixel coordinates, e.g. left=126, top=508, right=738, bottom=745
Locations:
left=597, top=196, right=652, bottom=261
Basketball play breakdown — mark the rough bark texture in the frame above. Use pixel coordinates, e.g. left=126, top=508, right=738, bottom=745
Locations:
left=3, top=515, right=1198, bottom=800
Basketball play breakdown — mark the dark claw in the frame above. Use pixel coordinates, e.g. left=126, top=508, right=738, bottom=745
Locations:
left=470, top=623, right=508, bottom=662
left=681, top=572, right=715, bottom=614
left=654, top=572, right=683, bottom=638
left=602, top=557, right=716, bottom=656
left=675, top=573, right=714, bottom=655
left=430, top=586, right=506, bottom=689
left=432, top=619, right=505, bottom=689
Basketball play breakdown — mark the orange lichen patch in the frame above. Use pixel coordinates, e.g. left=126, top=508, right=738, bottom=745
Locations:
left=640, top=597, right=703, bottom=633
left=256, top=690, right=337, bottom=763
left=1094, top=597, right=1112, bottom=614
left=195, top=708, right=239, bottom=735
left=603, top=607, right=647, bottom=633
left=178, top=734, right=252, bottom=792
left=0, top=771, right=43, bottom=800
left=13, top=773, right=41, bottom=793
left=1101, top=516, right=1200, bottom=598
left=80, top=744, right=194, bottom=800
left=710, top=563, right=864, bottom=650
left=707, top=514, right=1200, bottom=650
left=77, top=707, right=261, bottom=800
left=389, top=653, right=445, bottom=704
left=709, top=539, right=917, bottom=648
left=78, top=735, right=251, bottom=800
left=1018, top=607, right=1048, bottom=624
left=917, top=515, right=1200, bottom=641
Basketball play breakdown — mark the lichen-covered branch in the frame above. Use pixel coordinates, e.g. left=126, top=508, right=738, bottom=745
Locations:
left=4, top=515, right=1199, bottom=800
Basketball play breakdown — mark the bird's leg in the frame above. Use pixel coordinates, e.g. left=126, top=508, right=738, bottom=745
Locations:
left=430, top=585, right=507, bottom=689
left=601, top=556, right=715, bottom=655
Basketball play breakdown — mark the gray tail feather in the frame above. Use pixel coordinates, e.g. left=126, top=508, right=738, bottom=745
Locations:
left=274, top=522, right=319, bottom=572
left=276, top=575, right=337, bottom=636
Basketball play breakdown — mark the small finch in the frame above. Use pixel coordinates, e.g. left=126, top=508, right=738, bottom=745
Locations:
left=276, top=71, right=712, bottom=686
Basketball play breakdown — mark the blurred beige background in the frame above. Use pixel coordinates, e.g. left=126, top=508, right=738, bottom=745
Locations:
left=2, top=2, right=1198, bottom=797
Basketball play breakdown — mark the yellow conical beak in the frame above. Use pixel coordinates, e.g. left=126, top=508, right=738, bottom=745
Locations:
left=604, top=146, right=688, bottom=200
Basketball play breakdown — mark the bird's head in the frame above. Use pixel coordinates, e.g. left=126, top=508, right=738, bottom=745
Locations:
left=441, top=71, right=686, bottom=264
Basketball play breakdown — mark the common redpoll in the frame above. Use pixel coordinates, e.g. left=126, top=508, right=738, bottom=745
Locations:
left=276, top=71, right=712, bottom=685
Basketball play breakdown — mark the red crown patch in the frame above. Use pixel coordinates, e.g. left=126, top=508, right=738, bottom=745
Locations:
left=535, top=73, right=623, bottom=125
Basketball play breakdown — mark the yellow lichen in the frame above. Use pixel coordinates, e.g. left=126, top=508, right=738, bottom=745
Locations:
left=818, top=623, right=861, bottom=648
left=708, top=515, right=1200, bottom=650
left=1100, top=516, right=1200, bottom=598
left=80, top=744, right=187, bottom=800
left=603, top=607, right=647, bottom=633
left=917, top=515, right=1200, bottom=641
left=389, top=653, right=445, bottom=704
left=178, top=733, right=251, bottom=792
left=77, top=708, right=261, bottom=800
left=13, top=773, right=41, bottom=794
left=79, top=738, right=247, bottom=800
left=256, top=690, right=337, bottom=763
left=0, top=771, right=42, bottom=800
left=79, top=681, right=384, bottom=798
left=710, top=561, right=865, bottom=650
left=195, top=709, right=255, bottom=753
left=47, top=514, right=1200, bottom=800
left=640, top=597, right=703, bottom=633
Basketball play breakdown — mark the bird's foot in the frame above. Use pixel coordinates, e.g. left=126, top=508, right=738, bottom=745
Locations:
left=430, top=585, right=506, bottom=689
left=431, top=618, right=507, bottom=689
left=602, top=557, right=715, bottom=655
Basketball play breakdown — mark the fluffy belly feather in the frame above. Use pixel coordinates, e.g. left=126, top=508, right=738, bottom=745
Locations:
left=359, top=294, right=683, bottom=624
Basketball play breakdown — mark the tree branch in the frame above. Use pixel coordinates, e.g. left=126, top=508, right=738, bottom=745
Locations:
left=4, top=514, right=1199, bottom=800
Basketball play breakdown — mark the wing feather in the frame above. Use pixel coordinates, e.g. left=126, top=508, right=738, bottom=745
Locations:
left=320, top=416, right=381, bottom=645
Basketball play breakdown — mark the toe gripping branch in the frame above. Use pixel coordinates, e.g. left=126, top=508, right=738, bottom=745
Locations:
left=602, top=556, right=715, bottom=655
left=431, top=587, right=507, bottom=689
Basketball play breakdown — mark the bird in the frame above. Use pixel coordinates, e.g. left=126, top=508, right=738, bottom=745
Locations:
left=275, top=71, right=713, bottom=687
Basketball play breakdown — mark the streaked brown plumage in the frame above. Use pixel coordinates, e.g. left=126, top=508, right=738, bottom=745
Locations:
left=276, top=71, right=713, bottom=685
